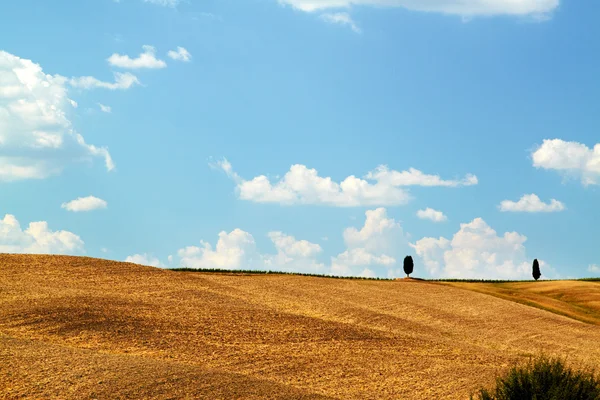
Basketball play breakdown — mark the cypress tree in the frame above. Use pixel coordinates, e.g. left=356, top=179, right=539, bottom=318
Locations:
left=403, top=255, right=414, bottom=278
left=532, top=259, right=541, bottom=281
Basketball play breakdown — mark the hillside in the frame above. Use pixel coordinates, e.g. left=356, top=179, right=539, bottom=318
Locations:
left=2, top=255, right=600, bottom=399
left=439, top=280, right=600, bottom=326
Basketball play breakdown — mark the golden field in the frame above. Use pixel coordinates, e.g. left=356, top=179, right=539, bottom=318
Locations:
left=2, top=254, right=600, bottom=399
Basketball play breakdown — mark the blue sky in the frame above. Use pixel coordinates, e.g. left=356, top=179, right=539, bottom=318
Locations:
left=1, top=0, right=598, bottom=279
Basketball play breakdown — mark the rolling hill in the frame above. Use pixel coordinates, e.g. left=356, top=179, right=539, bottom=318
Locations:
left=2, top=254, right=600, bottom=399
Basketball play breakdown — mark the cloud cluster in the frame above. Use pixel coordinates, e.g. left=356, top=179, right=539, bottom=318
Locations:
left=108, top=45, right=167, bottom=70
left=175, top=229, right=327, bottom=274
left=0, top=214, right=84, bottom=254
left=277, top=0, right=559, bottom=17
left=129, top=209, right=552, bottom=279
left=61, top=196, right=108, bottom=212
left=499, top=194, right=565, bottom=213
left=331, top=208, right=404, bottom=277
left=532, top=139, right=600, bottom=186
left=264, top=231, right=326, bottom=273
left=0, top=50, right=114, bottom=181
left=178, top=229, right=259, bottom=270
left=411, top=218, right=553, bottom=279
left=167, top=47, right=192, bottom=62
left=416, top=208, right=447, bottom=222
left=69, top=72, right=140, bottom=90
left=126, top=253, right=164, bottom=268
left=212, top=159, right=477, bottom=207
left=130, top=208, right=406, bottom=277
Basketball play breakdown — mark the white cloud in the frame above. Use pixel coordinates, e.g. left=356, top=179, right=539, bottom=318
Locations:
left=331, top=208, right=405, bottom=277
left=499, top=193, right=565, bottom=213
left=176, top=229, right=325, bottom=274
left=0, top=214, right=84, bottom=254
left=0, top=50, right=114, bottom=181
left=417, top=208, right=447, bottom=222
left=588, top=265, right=600, bottom=274
left=263, top=232, right=326, bottom=274
left=320, top=12, right=361, bottom=33
left=171, top=207, right=406, bottom=278
left=411, top=218, right=556, bottom=279
left=212, top=158, right=477, bottom=207
left=98, top=103, right=112, bottom=113
left=126, top=253, right=164, bottom=268
left=69, top=72, right=140, bottom=90
left=108, top=45, right=167, bottom=70
left=532, top=139, right=600, bottom=186
left=144, top=0, right=179, bottom=6
left=167, top=47, right=192, bottom=62
left=365, top=166, right=478, bottom=187
left=277, top=0, right=558, bottom=18
left=61, top=196, right=108, bottom=212
left=178, top=229, right=259, bottom=270
left=342, top=208, right=401, bottom=252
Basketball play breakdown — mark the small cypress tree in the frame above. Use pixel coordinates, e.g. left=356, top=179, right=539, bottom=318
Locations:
left=532, top=259, right=541, bottom=281
left=403, top=255, right=414, bottom=278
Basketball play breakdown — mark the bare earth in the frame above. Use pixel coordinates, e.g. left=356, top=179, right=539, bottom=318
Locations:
left=2, top=255, right=600, bottom=399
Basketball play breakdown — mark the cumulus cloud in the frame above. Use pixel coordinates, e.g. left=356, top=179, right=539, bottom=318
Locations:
left=126, top=253, right=164, bottom=268
left=320, top=12, right=361, bottom=33
left=168, top=208, right=406, bottom=277
left=277, top=0, right=558, bottom=18
left=417, top=208, right=448, bottom=222
left=263, top=232, right=326, bottom=273
left=144, top=0, right=179, bottom=6
left=588, top=265, right=600, bottom=274
left=98, top=103, right=112, bottom=113
left=212, top=158, right=477, bottom=207
left=365, top=166, right=478, bottom=187
left=0, top=50, right=114, bottom=181
left=331, top=208, right=405, bottom=277
left=178, top=229, right=259, bottom=270
left=69, top=72, right=140, bottom=90
left=0, top=214, right=84, bottom=254
left=61, top=196, right=108, bottom=212
left=499, top=194, right=565, bottom=213
left=108, top=45, right=167, bottom=70
left=342, top=208, right=402, bottom=253
left=411, top=218, right=555, bottom=279
left=175, top=229, right=326, bottom=273
left=532, top=139, right=600, bottom=186
left=167, top=47, right=192, bottom=62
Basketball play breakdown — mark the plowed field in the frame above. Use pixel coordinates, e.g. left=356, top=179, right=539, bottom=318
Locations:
left=2, top=254, right=600, bottom=399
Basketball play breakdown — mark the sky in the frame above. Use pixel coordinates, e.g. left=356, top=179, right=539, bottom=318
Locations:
left=1, top=0, right=599, bottom=279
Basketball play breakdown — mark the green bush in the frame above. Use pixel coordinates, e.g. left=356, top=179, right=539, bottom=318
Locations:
left=472, top=356, right=600, bottom=400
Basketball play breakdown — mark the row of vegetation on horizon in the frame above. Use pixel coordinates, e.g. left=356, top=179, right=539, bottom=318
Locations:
left=170, top=257, right=562, bottom=282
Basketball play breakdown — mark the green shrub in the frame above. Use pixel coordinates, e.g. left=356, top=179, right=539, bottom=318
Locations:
left=472, top=356, right=600, bottom=400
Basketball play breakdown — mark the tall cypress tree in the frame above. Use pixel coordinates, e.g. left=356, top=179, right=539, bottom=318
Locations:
left=532, top=259, right=541, bottom=281
left=403, top=255, right=414, bottom=278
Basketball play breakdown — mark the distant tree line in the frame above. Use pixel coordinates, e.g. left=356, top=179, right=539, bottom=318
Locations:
left=399, top=256, right=542, bottom=281
left=172, top=256, right=544, bottom=281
